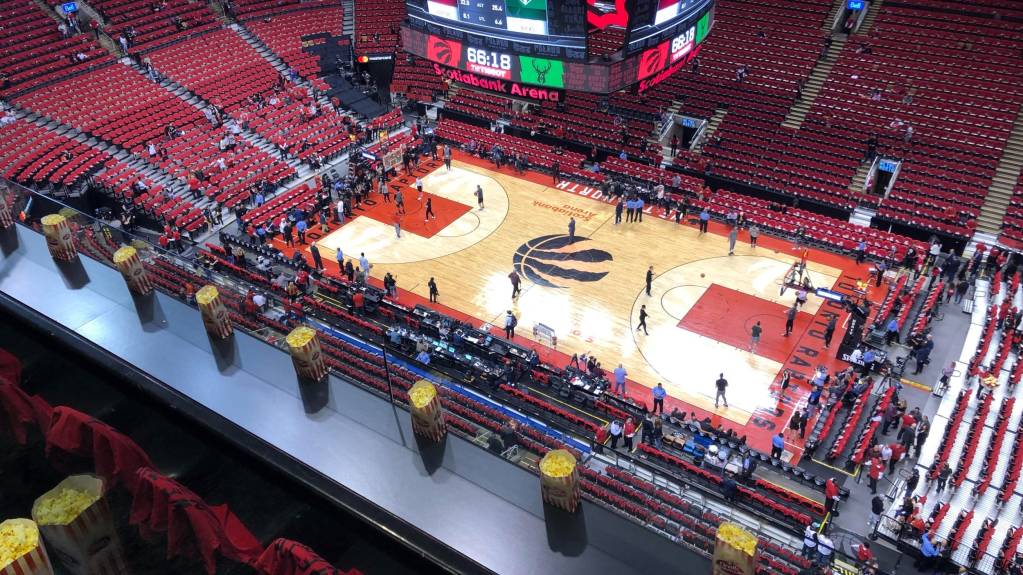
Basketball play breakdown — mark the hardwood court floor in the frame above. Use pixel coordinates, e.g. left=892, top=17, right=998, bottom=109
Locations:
left=317, top=159, right=846, bottom=426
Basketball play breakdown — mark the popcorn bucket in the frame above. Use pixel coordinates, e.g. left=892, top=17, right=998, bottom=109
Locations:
left=31, top=475, right=127, bottom=575
left=112, top=246, right=153, bottom=296
left=286, top=327, right=326, bottom=381
left=539, top=450, right=580, bottom=512
left=40, top=215, right=77, bottom=261
left=0, top=519, right=54, bottom=575
left=196, top=285, right=232, bottom=339
left=712, top=522, right=758, bottom=575
left=408, top=380, right=446, bottom=441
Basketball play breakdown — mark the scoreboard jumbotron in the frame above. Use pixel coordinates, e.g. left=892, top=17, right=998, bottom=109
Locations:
left=403, top=0, right=714, bottom=99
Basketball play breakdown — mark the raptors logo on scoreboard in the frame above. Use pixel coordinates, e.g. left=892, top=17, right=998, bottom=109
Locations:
left=637, top=41, right=669, bottom=80
left=427, top=36, right=462, bottom=67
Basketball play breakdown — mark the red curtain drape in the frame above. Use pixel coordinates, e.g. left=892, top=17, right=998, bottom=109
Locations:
left=130, top=467, right=262, bottom=574
left=0, top=381, right=54, bottom=444
left=45, top=406, right=155, bottom=491
left=255, top=538, right=364, bottom=575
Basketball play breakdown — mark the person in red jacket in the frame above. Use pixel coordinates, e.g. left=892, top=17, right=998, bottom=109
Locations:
left=594, top=423, right=609, bottom=454
left=856, top=540, right=874, bottom=564
left=824, top=477, right=840, bottom=515
left=888, top=442, right=906, bottom=475
left=623, top=417, right=637, bottom=452
left=868, top=457, right=884, bottom=494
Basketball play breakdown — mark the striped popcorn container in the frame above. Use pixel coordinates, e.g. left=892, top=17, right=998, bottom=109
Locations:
left=31, top=476, right=126, bottom=575
left=0, top=189, right=13, bottom=229
left=40, top=215, right=77, bottom=261
left=539, top=450, right=580, bottom=512
left=286, top=326, right=326, bottom=381
left=0, top=519, right=54, bottom=575
left=713, top=522, right=758, bottom=575
left=112, top=246, right=153, bottom=296
left=408, top=380, right=446, bottom=441
left=196, top=285, right=233, bottom=339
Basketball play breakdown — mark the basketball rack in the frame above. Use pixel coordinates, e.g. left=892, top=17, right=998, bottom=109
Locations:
left=779, top=255, right=815, bottom=296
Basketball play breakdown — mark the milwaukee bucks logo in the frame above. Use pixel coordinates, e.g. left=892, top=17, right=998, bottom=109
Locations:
left=532, top=59, right=552, bottom=84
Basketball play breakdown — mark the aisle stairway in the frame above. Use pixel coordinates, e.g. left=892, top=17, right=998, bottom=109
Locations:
left=822, top=0, right=845, bottom=31
left=342, top=0, right=355, bottom=37
left=856, top=0, right=884, bottom=35
left=848, top=159, right=873, bottom=196
left=693, top=108, right=727, bottom=155
left=978, top=103, right=1023, bottom=234
left=781, top=36, right=845, bottom=129
left=234, top=24, right=292, bottom=77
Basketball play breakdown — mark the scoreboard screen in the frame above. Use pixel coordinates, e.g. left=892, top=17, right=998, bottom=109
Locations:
left=625, top=0, right=713, bottom=54
left=407, top=0, right=587, bottom=60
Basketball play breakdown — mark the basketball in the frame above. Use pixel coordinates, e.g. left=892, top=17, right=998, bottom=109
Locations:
left=700, top=273, right=705, bottom=278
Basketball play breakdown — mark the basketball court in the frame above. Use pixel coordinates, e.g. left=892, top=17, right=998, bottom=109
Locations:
left=276, top=152, right=882, bottom=458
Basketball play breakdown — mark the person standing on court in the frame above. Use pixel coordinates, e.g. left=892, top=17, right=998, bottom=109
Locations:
left=615, top=198, right=624, bottom=225
left=784, top=303, right=797, bottom=336
left=424, top=197, right=436, bottom=221
left=823, top=316, right=837, bottom=348
left=428, top=277, right=439, bottom=303
left=335, top=246, right=343, bottom=265
left=715, top=373, right=729, bottom=409
left=379, top=178, right=390, bottom=203
left=359, top=252, right=370, bottom=276
left=750, top=321, right=762, bottom=352
left=393, top=212, right=402, bottom=238
left=645, top=266, right=654, bottom=296
left=504, top=310, right=517, bottom=339
left=699, top=208, right=710, bottom=233
left=728, top=225, right=738, bottom=255
left=509, top=269, right=521, bottom=298
left=394, top=189, right=406, bottom=215
left=309, top=242, right=323, bottom=271
left=652, top=383, right=666, bottom=414
left=443, top=144, right=452, bottom=171
left=636, top=304, right=649, bottom=335
left=770, top=432, right=785, bottom=459
left=749, top=224, right=759, bottom=247
left=568, top=217, right=576, bottom=243
left=475, top=185, right=484, bottom=210
left=612, top=364, right=627, bottom=395
left=416, top=177, right=424, bottom=200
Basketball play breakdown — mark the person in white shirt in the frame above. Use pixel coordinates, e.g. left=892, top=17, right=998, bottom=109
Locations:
left=609, top=420, right=623, bottom=449
left=252, top=293, right=266, bottom=309
left=801, top=524, right=817, bottom=558
left=816, top=532, right=834, bottom=564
